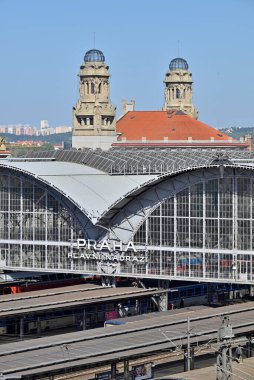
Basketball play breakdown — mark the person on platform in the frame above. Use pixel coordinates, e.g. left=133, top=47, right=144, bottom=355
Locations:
left=235, top=345, right=243, bottom=364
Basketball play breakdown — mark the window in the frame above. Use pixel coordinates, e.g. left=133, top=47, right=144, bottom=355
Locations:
left=176, top=88, right=181, bottom=99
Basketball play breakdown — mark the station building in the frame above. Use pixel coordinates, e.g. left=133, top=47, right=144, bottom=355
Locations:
left=1, top=49, right=254, bottom=287
left=1, top=147, right=254, bottom=286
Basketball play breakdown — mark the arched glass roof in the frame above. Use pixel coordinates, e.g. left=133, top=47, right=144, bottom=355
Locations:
left=169, top=57, right=188, bottom=70
left=84, top=49, right=105, bottom=63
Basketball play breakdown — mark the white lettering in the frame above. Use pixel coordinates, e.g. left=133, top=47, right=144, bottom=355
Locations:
left=125, top=241, right=137, bottom=252
left=100, top=240, right=111, bottom=251
left=88, top=239, right=97, bottom=250
left=102, top=253, right=111, bottom=260
left=77, top=239, right=86, bottom=249
left=113, top=241, right=123, bottom=251
left=75, top=239, right=137, bottom=253
left=68, top=252, right=148, bottom=264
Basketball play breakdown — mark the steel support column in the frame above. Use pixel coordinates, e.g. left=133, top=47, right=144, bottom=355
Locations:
left=246, top=334, right=252, bottom=358
left=111, top=362, right=117, bottom=380
left=82, top=308, right=86, bottom=330
left=124, top=359, right=129, bottom=380
left=19, top=316, right=24, bottom=341
left=37, top=315, right=41, bottom=337
left=184, top=347, right=194, bottom=372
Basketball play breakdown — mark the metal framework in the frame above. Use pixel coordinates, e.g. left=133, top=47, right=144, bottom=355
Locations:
left=3, top=149, right=254, bottom=285
left=0, top=169, right=89, bottom=271
left=132, top=170, right=254, bottom=283
left=21, top=148, right=254, bottom=175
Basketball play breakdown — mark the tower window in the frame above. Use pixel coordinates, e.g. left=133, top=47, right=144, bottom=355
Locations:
left=91, top=83, right=95, bottom=94
left=87, top=117, right=94, bottom=125
left=102, top=117, right=112, bottom=126
left=176, top=88, right=181, bottom=99
left=79, top=117, right=94, bottom=126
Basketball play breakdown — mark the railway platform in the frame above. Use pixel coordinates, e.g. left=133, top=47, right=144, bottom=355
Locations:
left=0, top=284, right=167, bottom=338
left=0, top=301, right=254, bottom=379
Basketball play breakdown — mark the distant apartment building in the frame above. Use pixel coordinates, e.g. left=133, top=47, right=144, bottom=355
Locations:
left=0, top=123, right=71, bottom=136
left=40, top=128, right=55, bottom=136
left=55, top=126, right=72, bottom=134
left=0, top=124, right=36, bottom=135
left=40, top=120, right=49, bottom=129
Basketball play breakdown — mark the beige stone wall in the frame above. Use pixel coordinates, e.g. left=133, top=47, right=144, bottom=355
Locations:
left=72, top=57, right=116, bottom=149
left=163, top=67, right=198, bottom=119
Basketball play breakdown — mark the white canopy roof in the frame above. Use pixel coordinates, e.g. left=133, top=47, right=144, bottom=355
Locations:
left=0, top=160, right=157, bottom=223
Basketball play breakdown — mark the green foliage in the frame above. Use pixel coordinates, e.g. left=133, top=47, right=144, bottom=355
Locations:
left=220, top=127, right=254, bottom=139
left=8, top=143, right=55, bottom=157
left=2, top=132, right=72, bottom=144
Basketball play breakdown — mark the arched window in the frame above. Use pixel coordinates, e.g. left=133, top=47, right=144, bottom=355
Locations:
left=132, top=174, right=254, bottom=281
left=0, top=172, right=87, bottom=271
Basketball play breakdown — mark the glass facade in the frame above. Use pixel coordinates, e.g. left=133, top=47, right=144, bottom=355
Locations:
left=133, top=175, right=254, bottom=282
left=0, top=172, right=86, bottom=271
left=2, top=168, right=254, bottom=284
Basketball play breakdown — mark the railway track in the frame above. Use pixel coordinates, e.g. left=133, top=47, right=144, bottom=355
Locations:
left=0, top=301, right=254, bottom=378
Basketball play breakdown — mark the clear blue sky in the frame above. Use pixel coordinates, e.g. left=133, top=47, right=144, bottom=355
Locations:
left=0, top=0, right=253, bottom=129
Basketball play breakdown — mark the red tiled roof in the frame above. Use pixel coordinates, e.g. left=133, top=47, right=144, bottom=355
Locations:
left=116, top=110, right=233, bottom=141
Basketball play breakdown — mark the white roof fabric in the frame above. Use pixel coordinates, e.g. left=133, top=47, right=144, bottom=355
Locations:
left=0, top=160, right=157, bottom=223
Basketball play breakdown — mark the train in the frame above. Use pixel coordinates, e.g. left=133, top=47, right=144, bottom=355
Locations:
left=0, top=271, right=99, bottom=295
left=0, top=301, right=142, bottom=336
left=104, top=282, right=250, bottom=328
left=168, top=282, right=250, bottom=308
left=24, top=310, right=76, bottom=334
left=0, top=309, right=79, bottom=336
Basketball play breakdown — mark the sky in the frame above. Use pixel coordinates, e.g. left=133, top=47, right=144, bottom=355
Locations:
left=0, top=0, right=253, bottom=129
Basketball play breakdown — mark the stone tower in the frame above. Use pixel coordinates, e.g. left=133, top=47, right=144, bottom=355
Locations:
left=163, top=57, right=198, bottom=119
left=72, top=49, right=117, bottom=150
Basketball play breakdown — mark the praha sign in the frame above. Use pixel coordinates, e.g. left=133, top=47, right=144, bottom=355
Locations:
left=68, top=239, right=147, bottom=263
